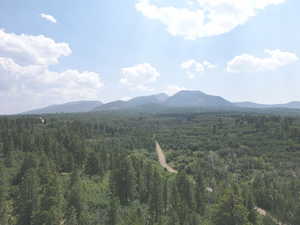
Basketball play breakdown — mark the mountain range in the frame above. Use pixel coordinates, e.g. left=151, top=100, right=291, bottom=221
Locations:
left=23, top=90, right=300, bottom=114
left=235, top=101, right=300, bottom=109
left=25, top=101, right=103, bottom=114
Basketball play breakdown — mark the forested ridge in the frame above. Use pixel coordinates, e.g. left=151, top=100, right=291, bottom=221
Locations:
left=0, top=112, right=300, bottom=225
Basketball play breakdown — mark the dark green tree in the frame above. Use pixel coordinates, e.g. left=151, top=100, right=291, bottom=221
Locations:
left=0, top=165, right=9, bottom=225
left=213, top=189, right=251, bottom=225
left=16, top=169, right=40, bottom=225
left=33, top=175, right=63, bottom=225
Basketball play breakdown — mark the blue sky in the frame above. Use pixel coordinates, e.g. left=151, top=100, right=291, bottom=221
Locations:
left=0, top=0, right=300, bottom=114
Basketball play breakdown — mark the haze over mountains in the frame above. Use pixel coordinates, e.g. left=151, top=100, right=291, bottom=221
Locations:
left=25, top=101, right=103, bottom=114
left=23, top=90, right=300, bottom=114
left=235, top=101, right=300, bottom=109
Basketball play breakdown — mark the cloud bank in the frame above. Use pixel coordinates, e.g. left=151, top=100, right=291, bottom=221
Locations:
left=136, top=0, right=286, bottom=39
left=0, top=29, right=71, bottom=66
left=227, top=49, right=299, bottom=73
left=0, top=29, right=103, bottom=114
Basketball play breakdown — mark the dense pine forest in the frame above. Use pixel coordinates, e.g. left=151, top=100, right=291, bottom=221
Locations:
left=0, top=112, right=300, bottom=225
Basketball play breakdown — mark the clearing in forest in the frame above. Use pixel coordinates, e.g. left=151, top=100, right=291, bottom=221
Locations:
left=155, top=141, right=178, bottom=173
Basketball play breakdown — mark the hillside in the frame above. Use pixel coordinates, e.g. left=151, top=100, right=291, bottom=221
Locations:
left=24, top=101, right=103, bottom=114
left=93, top=93, right=168, bottom=111
left=23, top=91, right=300, bottom=114
left=165, top=90, right=234, bottom=108
left=235, top=101, right=300, bottom=109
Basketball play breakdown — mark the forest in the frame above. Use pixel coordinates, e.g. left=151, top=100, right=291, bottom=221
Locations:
left=0, top=111, right=300, bottom=225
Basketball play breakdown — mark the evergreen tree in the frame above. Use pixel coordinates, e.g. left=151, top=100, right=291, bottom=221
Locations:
left=213, top=189, right=251, bottom=225
left=195, top=171, right=206, bottom=215
left=176, top=171, right=194, bottom=210
left=293, top=202, right=300, bottom=225
left=149, top=170, right=163, bottom=223
left=65, top=207, right=79, bottom=225
left=107, top=198, right=119, bottom=225
left=0, top=165, right=9, bottom=225
left=68, top=178, right=83, bottom=220
left=162, top=179, right=169, bottom=215
left=85, top=151, right=101, bottom=176
left=33, top=175, right=63, bottom=225
left=16, top=169, right=40, bottom=225
left=111, top=156, right=137, bottom=205
left=14, top=154, right=38, bottom=185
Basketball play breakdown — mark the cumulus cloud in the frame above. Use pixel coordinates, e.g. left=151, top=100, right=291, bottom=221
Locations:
left=120, top=63, right=160, bottom=91
left=0, top=58, right=103, bottom=114
left=0, top=30, right=103, bottom=114
left=0, top=29, right=71, bottom=66
left=136, top=0, right=286, bottom=39
left=40, top=13, right=57, bottom=23
left=181, top=59, right=216, bottom=79
left=227, top=49, right=299, bottom=73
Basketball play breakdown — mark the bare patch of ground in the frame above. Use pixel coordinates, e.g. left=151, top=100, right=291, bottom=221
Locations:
left=155, top=141, right=178, bottom=173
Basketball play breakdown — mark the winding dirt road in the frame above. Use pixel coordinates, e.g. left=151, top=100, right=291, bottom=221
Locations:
left=255, top=207, right=285, bottom=225
left=154, top=142, right=286, bottom=224
left=155, top=141, right=178, bottom=173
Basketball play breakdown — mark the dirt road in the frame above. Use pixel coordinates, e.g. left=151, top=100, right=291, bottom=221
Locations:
left=255, top=207, right=285, bottom=225
left=155, top=141, right=178, bottom=173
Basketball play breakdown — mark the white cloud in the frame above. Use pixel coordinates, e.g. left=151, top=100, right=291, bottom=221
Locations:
left=181, top=59, right=216, bottom=79
left=0, top=57, right=103, bottom=108
left=120, top=63, right=160, bottom=91
left=227, top=49, right=299, bottom=73
left=0, top=29, right=71, bottom=66
left=164, top=85, right=186, bottom=95
left=40, top=13, right=57, bottom=24
left=0, top=30, right=103, bottom=114
left=136, top=0, right=286, bottom=39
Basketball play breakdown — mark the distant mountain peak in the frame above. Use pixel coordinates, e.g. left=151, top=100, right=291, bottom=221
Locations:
left=172, top=90, right=208, bottom=98
left=165, top=90, right=233, bottom=108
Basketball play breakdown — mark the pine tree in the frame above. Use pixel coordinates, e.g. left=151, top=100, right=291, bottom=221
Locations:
left=65, top=207, right=78, bottom=225
left=33, top=175, right=63, bottom=225
left=14, top=153, right=38, bottom=185
left=107, top=198, right=119, bottom=225
left=149, top=170, right=163, bottom=223
left=68, top=179, right=83, bottom=219
left=16, top=168, right=40, bottom=225
left=195, top=171, right=206, bottom=215
left=85, top=151, right=101, bottom=176
left=163, top=179, right=169, bottom=215
left=176, top=171, right=194, bottom=210
left=0, top=165, right=9, bottom=225
left=213, top=189, right=251, bottom=225
left=111, top=156, right=136, bottom=205
left=246, top=194, right=257, bottom=225
left=293, top=202, right=300, bottom=225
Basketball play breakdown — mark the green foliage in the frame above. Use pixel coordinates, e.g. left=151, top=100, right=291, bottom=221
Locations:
left=213, top=189, right=251, bottom=225
left=0, top=113, right=299, bottom=225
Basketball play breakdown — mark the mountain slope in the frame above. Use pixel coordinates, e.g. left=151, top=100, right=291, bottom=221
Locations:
left=235, top=102, right=271, bottom=108
left=94, top=91, right=234, bottom=112
left=93, top=93, right=168, bottom=111
left=126, top=93, right=168, bottom=106
left=235, top=101, right=300, bottom=109
left=24, top=101, right=103, bottom=114
left=23, top=91, right=300, bottom=114
left=275, top=101, right=300, bottom=109
left=165, top=90, right=234, bottom=108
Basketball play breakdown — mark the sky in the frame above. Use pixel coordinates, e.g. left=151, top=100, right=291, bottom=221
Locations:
left=0, top=0, right=300, bottom=114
